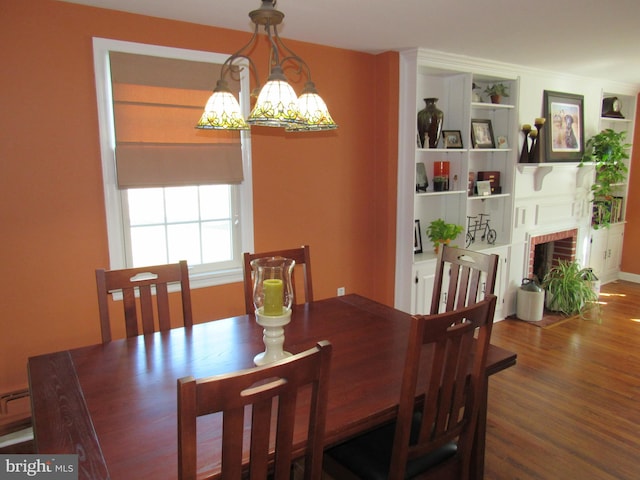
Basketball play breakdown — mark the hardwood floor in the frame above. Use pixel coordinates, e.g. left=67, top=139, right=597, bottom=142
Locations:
left=485, top=280, right=640, bottom=479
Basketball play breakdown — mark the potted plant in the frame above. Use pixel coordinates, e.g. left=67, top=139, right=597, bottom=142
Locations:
left=580, top=128, right=630, bottom=228
left=484, top=83, right=510, bottom=104
left=542, top=260, right=598, bottom=316
left=425, top=219, right=464, bottom=253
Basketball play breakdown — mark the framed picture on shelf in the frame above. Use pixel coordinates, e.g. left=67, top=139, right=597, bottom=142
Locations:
left=477, top=180, right=492, bottom=196
left=414, top=220, right=423, bottom=254
left=543, top=90, right=584, bottom=162
left=442, top=130, right=463, bottom=148
left=470, top=119, right=495, bottom=148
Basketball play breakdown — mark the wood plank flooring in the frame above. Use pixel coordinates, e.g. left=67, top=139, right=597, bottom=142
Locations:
left=485, top=280, right=640, bottom=479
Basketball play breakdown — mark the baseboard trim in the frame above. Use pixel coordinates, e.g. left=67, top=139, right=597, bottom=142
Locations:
left=619, top=272, right=640, bottom=283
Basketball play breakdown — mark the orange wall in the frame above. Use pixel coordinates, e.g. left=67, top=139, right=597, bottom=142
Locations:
left=621, top=94, right=640, bottom=274
left=0, top=0, right=399, bottom=390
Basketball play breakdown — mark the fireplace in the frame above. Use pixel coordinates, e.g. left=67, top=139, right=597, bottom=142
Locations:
left=527, top=229, right=578, bottom=282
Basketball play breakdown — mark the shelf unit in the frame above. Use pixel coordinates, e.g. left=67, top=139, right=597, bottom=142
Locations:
left=395, top=49, right=519, bottom=316
left=588, top=91, right=636, bottom=283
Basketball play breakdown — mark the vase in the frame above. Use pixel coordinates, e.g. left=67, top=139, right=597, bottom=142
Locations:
left=251, top=256, right=295, bottom=365
left=417, top=98, right=444, bottom=149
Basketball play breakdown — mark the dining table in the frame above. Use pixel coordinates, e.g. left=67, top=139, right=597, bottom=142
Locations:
left=28, top=294, right=516, bottom=479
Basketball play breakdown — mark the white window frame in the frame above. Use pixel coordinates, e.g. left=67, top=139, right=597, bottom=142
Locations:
left=92, top=37, right=254, bottom=288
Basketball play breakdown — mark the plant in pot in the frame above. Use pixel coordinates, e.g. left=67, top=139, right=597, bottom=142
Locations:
left=580, top=128, right=630, bottom=228
left=483, top=83, right=509, bottom=104
left=542, top=260, right=598, bottom=317
left=425, top=219, right=464, bottom=253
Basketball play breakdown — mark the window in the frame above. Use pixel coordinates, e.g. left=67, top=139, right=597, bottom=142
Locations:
left=93, top=38, right=254, bottom=288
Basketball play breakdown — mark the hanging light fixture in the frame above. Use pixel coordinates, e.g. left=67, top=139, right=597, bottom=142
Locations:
left=196, top=0, right=337, bottom=132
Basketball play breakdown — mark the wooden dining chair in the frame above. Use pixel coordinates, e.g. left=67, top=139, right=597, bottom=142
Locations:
left=430, top=245, right=499, bottom=314
left=243, top=245, right=314, bottom=314
left=177, top=340, right=332, bottom=480
left=324, top=295, right=497, bottom=480
left=0, top=388, right=33, bottom=454
left=95, top=260, right=193, bottom=343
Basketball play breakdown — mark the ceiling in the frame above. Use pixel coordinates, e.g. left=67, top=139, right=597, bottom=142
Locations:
left=60, top=0, right=640, bottom=86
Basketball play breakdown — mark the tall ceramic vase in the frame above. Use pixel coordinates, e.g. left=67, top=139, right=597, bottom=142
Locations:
left=417, top=98, right=444, bottom=149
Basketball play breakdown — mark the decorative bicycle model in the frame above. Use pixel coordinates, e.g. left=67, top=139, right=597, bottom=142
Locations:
left=466, top=214, right=497, bottom=247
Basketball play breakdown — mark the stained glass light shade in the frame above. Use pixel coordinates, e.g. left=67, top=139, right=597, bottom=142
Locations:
left=287, top=82, right=338, bottom=131
left=196, top=80, right=249, bottom=130
left=247, top=66, right=300, bottom=127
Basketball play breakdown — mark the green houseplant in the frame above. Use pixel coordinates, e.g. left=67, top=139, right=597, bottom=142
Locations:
left=484, top=83, right=510, bottom=104
left=580, top=128, right=630, bottom=228
left=542, top=260, right=598, bottom=316
left=425, top=219, right=464, bottom=253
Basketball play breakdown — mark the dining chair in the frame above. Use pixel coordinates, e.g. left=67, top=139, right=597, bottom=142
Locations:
left=95, top=260, right=193, bottom=343
left=243, top=245, right=314, bottom=314
left=430, top=245, right=499, bottom=314
left=324, top=295, right=497, bottom=480
left=0, top=388, right=34, bottom=454
left=177, top=340, right=332, bottom=480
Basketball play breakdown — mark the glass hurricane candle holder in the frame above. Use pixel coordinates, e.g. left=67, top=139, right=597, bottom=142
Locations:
left=251, top=256, right=295, bottom=365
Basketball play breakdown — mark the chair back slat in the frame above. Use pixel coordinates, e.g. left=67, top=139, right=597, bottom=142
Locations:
left=95, top=260, right=192, bottom=343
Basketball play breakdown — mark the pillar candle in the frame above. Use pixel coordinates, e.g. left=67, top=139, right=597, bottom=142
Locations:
left=263, top=279, right=284, bottom=316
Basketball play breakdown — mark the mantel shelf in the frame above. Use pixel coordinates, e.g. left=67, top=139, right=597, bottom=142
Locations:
left=516, top=163, right=590, bottom=191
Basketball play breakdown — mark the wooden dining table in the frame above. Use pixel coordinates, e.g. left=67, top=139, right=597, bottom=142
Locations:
left=28, top=294, right=516, bottom=479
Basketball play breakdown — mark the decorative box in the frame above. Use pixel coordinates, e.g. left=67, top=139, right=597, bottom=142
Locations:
left=477, top=171, right=500, bottom=193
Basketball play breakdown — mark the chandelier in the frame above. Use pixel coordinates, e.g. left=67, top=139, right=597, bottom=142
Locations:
left=196, top=0, right=337, bottom=132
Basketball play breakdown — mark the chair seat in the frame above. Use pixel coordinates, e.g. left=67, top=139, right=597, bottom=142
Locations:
left=326, top=416, right=457, bottom=480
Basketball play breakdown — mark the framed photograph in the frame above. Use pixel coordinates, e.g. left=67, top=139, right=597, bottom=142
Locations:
left=414, top=220, right=423, bottom=254
left=477, top=180, right=492, bottom=196
left=543, top=90, right=584, bottom=162
left=497, top=135, right=509, bottom=149
left=470, top=119, right=495, bottom=148
left=442, top=130, right=463, bottom=149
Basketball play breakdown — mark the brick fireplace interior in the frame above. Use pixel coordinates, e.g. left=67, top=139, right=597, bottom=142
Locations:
left=528, top=229, right=578, bottom=282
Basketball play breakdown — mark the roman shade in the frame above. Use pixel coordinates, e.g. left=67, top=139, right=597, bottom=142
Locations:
left=109, top=52, right=243, bottom=188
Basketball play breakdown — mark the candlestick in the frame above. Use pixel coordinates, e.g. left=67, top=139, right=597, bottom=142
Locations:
left=530, top=120, right=545, bottom=163
left=520, top=124, right=532, bottom=163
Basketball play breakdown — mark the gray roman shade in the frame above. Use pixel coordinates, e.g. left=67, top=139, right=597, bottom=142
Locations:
left=109, top=52, right=243, bottom=188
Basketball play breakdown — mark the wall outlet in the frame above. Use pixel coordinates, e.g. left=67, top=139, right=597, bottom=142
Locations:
left=337, top=287, right=346, bottom=296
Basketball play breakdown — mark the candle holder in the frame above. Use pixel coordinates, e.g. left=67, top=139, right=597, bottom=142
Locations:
left=251, top=256, right=295, bottom=366
left=519, top=124, right=531, bottom=163
left=433, top=161, right=450, bottom=191
left=529, top=118, right=546, bottom=163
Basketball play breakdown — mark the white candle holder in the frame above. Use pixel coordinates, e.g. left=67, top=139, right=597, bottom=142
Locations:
left=254, top=306, right=292, bottom=366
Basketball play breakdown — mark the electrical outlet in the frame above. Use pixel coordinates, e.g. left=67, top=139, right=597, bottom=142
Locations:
left=337, top=287, right=346, bottom=296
